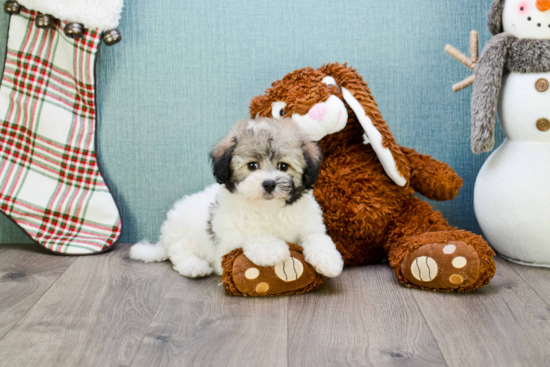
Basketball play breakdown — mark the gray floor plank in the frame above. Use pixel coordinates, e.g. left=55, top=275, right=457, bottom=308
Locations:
left=0, top=244, right=76, bottom=340
left=130, top=275, right=288, bottom=367
left=507, top=261, right=550, bottom=307
left=0, top=244, right=175, bottom=367
left=2, top=245, right=550, bottom=367
left=288, top=265, right=448, bottom=367
left=412, top=256, right=550, bottom=367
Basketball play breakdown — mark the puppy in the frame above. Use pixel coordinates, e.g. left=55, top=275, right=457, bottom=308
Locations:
left=130, top=118, right=344, bottom=278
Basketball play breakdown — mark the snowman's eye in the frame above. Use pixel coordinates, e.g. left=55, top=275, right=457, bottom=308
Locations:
left=520, top=6, right=524, bottom=10
left=271, top=101, right=287, bottom=118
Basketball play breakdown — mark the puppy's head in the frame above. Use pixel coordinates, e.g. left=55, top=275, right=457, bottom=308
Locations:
left=211, top=118, right=321, bottom=205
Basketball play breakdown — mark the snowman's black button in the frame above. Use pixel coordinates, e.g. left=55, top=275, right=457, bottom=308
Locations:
left=535, top=78, right=549, bottom=92
left=536, top=118, right=550, bottom=132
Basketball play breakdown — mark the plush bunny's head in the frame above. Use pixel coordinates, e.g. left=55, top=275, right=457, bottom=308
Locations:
left=250, top=63, right=409, bottom=187
left=489, top=0, right=550, bottom=38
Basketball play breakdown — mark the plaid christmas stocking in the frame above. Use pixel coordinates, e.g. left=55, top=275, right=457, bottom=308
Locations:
left=0, top=1, right=124, bottom=254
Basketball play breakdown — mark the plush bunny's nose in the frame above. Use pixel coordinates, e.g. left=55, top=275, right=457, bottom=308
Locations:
left=537, top=0, right=550, bottom=12
left=307, top=103, right=327, bottom=122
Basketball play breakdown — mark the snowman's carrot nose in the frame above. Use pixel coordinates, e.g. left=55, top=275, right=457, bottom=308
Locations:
left=537, top=0, right=550, bottom=12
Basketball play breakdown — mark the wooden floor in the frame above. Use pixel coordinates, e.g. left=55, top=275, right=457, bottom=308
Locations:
left=1, top=244, right=550, bottom=367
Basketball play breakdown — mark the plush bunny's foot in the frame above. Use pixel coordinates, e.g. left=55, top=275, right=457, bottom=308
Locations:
left=401, top=241, right=482, bottom=290
left=389, top=231, right=496, bottom=292
left=222, top=244, right=326, bottom=297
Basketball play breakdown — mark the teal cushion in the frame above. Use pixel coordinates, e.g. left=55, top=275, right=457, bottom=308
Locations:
left=0, top=0, right=503, bottom=244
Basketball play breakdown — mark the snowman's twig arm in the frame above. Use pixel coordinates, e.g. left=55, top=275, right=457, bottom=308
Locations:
left=453, top=75, right=475, bottom=93
left=470, top=30, right=479, bottom=63
left=445, top=31, right=479, bottom=92
left=445, top=45, right=475, bottom=70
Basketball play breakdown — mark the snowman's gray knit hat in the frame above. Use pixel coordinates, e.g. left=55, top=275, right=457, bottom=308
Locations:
left=488, top=0, right=506, bottom=35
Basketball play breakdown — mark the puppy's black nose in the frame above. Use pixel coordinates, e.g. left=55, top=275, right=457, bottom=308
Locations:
left=262, top=180, right=277, bottom=193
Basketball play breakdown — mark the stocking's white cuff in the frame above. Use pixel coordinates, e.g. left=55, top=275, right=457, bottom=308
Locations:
left=17, top=0, right=124, bottom=31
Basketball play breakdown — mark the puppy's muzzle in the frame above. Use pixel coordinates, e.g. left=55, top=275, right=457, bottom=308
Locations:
left=262, top=180, right=277, bottom=194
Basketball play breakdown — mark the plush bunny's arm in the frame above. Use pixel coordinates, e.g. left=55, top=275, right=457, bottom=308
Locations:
left=402, top=147, right=463, bottom=201
left=17, top=0, right=124, bottom=31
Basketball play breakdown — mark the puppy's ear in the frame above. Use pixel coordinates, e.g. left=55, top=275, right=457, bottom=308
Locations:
left=210, top=135, right=237, bottom=185
left=301, top=140, right=322, bottom=190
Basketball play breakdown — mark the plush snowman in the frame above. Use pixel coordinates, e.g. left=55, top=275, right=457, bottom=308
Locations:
left=448, top=0, right=550, bottom=266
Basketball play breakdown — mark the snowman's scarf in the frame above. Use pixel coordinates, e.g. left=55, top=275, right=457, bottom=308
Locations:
left=471, top=33, right=550, bottom=153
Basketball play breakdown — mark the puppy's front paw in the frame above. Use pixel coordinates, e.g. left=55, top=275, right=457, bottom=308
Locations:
left=171, top=255, right=214, bottom=278
left=244, top=241, right=291, bottom=267
left=303, top=246, right=344, bottom=278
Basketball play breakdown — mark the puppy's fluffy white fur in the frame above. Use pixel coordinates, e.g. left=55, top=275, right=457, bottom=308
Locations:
left=131, top=119, right=343, bottom=278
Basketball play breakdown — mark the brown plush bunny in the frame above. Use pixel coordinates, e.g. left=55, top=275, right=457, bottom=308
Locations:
left=249, top=63, right=496, bottom=292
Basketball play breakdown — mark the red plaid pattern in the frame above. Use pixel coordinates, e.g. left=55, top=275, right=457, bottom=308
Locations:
left=0, top=9, right=122, bottom=254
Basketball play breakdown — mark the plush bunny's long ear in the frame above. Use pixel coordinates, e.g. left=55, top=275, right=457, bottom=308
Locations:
left=320, top=63, right=409, bottom=187
left=341, top=86, right=407, bottom=186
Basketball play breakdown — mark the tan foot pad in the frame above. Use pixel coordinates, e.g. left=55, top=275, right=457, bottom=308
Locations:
left=221, top=244, right=326, bottom=297
left=401, top=241, right=480, bottom=290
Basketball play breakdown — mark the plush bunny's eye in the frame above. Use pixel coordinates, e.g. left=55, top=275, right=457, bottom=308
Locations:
left=271, top=101, right=287, bottom=118
left=322, top=76, right=340, bottom=90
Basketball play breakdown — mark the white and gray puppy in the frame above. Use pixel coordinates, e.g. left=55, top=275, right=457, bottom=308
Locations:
left=130, top=118, right=344, bottom=278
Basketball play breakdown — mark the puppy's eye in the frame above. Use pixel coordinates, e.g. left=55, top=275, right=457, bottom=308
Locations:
left=277, top=163, right=289, bottom=172
left=248, top=162, right=259, bottom=171
left=271, top=101, right=287, bottom=119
